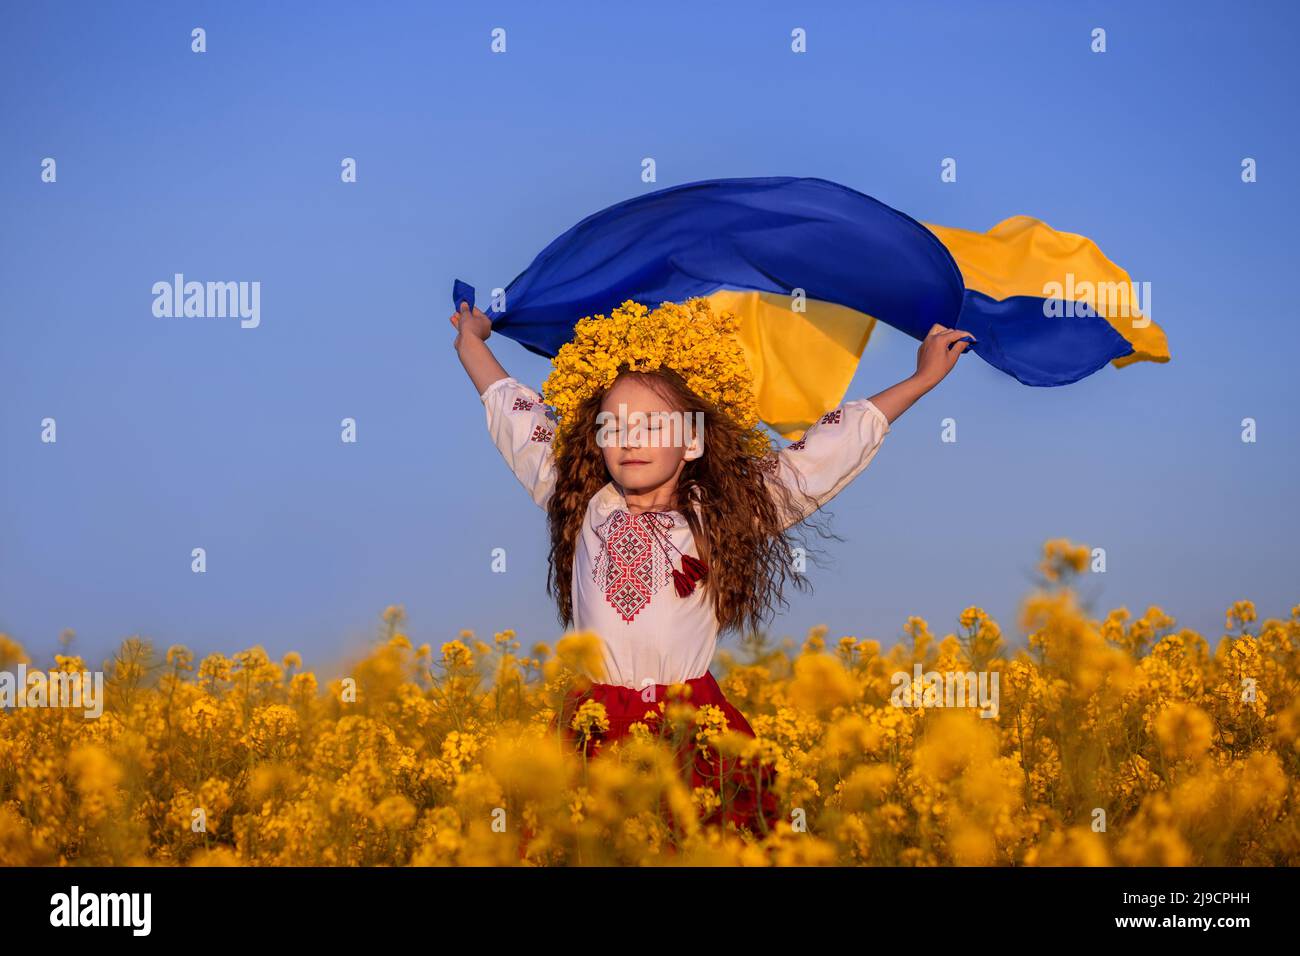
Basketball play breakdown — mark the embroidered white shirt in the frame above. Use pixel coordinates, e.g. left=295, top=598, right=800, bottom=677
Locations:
left=479, top=375, right=891, bottom=689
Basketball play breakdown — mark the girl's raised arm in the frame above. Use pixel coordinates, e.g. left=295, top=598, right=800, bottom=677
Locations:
left=453, top=302, right=558, bottom=510
left=762, top=323, right=975, bottom=530
left=760, top=397, right=892, bottom=531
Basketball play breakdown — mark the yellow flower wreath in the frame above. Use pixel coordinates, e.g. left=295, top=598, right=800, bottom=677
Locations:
left=540, top=297, right=774, bottom=459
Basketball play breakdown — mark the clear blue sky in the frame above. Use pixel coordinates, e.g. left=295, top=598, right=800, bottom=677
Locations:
left=2, top=0, right=1296, bottom=669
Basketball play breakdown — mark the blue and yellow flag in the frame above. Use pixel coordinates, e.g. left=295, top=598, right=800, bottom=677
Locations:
left=453, top=176, right=1168, bottom=440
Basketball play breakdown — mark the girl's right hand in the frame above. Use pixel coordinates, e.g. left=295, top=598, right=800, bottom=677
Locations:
left=450, top=301, right=492, bottom=343
left=914, top=323, right=975, bottom=388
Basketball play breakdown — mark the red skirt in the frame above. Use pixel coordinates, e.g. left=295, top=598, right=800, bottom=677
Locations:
left=549, top=670, right=779, bottom=836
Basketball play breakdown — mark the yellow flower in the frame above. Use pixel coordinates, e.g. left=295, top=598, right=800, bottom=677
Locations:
left=440, top=640, right=474, bottom=669
left=166, top=645, right=194, bottom=670
left=788, top=653, right=858, bottom=716
left=1152, top=702, right=1213, bottom=762
left=553, top=631, right=607, bottom=682
left=1039, top=538, right=1091, bottom=582
left=571, top=699, right=610, bottom=744
left=370, top=795, right=417, bottom=829
left=0, top=634, right=30, bottom=669
left=1225, top=600, right=1256, bottom=631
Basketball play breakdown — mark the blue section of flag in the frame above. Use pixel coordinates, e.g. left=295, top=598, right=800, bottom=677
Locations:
left=453, top=176, right=964, bottom=357
left=955, top=291, right=1135, bottom=386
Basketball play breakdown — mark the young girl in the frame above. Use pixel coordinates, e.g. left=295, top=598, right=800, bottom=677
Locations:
left=452, top=296, right=973, bottom=838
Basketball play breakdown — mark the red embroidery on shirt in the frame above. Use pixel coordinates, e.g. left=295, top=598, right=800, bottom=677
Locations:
left=512, top=397, right=535, bottom=412
left=784, top=409, right=841, bottom=453
left=530, top=425, right=553, bottom=444
left=592, top=510, right=677, bottom=622
left=759, top=455, right=779, bottom=474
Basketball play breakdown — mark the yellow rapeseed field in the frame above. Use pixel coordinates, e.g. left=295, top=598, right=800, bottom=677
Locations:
left=1, top=539, right=1296, bottom=866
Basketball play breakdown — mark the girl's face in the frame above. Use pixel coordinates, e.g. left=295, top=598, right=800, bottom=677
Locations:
left=597, top=375, right=697, bottom=496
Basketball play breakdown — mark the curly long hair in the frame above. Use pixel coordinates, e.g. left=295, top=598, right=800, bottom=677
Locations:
left=545, top=365, right=843, bottom=636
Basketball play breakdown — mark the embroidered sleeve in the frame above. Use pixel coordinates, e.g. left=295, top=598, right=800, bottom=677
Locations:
left=759, top=398, right=891, bottom=531
left=480, top=376, right=558, bottom=510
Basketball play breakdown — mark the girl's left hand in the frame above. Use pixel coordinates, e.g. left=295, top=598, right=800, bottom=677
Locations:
left=450, top=300, right=493, bottom=343
left=914, top=324, right=976, bottom=388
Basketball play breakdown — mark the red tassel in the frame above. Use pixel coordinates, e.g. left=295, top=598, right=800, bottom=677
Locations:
left=671, top=554, right=709, bottom=598
left=672, top=568, right=694, bottom=597
left=680, top=553, right=708, bottom=583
